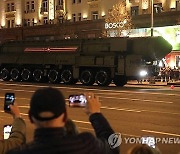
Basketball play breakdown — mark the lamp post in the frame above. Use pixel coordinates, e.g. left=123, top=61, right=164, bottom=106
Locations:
left=151, top=0, right=154, bottom=36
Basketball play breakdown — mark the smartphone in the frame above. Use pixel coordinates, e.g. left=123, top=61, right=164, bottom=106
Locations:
left=3, top=125, right=12, bottom=139
left=141, top=136, right=156, bottom=148
left=69, top=94, right=87, bottom=107
left=4, top=93, right=15, bottom=111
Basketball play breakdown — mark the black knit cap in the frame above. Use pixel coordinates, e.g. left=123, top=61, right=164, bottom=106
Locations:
left=29, top=87, right=66, bottom=121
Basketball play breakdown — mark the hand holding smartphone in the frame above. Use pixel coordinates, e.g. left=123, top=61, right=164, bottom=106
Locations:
left=69, top=94, right=87, bottom=107
left=3, top=125, right=12, bottom=139
left=4, top=93, right=15, bottom=111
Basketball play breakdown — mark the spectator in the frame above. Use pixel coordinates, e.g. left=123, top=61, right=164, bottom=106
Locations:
left=0, top=103, right=26, bottom=154
left=7, top=87, right=119, bottom=154
left=64, top=119, right=79, bottom=136
left=127, top=144, right=161, bottom=154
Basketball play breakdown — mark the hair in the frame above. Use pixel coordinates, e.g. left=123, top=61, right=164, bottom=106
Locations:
left=127, top=144, right=161, bottom=154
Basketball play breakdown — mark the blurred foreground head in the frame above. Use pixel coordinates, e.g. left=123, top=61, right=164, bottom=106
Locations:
left=127, top=144, right=161, bottom=154
left=29, top=87, right=66, bottom=122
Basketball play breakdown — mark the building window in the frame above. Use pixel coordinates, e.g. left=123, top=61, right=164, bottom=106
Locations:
left=31, top=1, right=35, bottom=10
left=58, top=0, right=63, bottom=5
left=26, top=2, right=30, bottom=11
left=78, top=0, right=81, bottom=3
left=153, top=3, right=163, bottom=13
left=72, top=0, right=76, bottom=4
left=142, top=9, right=148, bottom=14
left=11, top=3, right=15, bottom=11
left=43, top=17, right=48, bottom=24
left=56, top=0, right=63, bottom=10
left=58, top=16, right=64, bottom=23
left=131, top=6, right=139, bottom=16
left=78, top=13, right=81, bottom=21
left=7, top=20, right=10, bottom=28
left=7, top=3, right=10, bottom=12
left=72, top=13, right=76, bottom=22
left=92, top=11, right=98, bottom=20
left=23, top=19, right=27, bottom=26
left=12, top=20, right=15, bottom=27
left=176, top=56, right=180, bottom=67
left=32, top=18, right=35, bottom=26
left=176, top=0, right=180, bottom=11
left=42, top=0, right=48, bottom=12
left=27, top=19, right=31, bottom=26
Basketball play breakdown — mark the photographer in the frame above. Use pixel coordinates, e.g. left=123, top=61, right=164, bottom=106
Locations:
left=7, top=87, right=119, bottom=154
left=0, top=103, right=26, bottom=154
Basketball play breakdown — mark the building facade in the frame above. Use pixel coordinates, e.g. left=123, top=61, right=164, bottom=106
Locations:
left=0, top=0, right=179, bottom=42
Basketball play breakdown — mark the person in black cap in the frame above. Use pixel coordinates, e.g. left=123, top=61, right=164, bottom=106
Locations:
left=7, top=87, right=119, bottom=154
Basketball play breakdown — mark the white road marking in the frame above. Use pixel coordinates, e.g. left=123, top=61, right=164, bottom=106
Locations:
left=0, top=82, right=180, bottom=97
left=142, top=130, right=180, bottom=137
left=101, top=106, right=141, bottom=113
left=0, top=88, right=34, bottom=93
left=101, top=96, right=173, bottom=104
left=72, top=120, right=91, bottom=124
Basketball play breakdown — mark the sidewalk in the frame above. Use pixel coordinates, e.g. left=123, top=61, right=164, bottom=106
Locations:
left=127, top=80, right=180, bottom=86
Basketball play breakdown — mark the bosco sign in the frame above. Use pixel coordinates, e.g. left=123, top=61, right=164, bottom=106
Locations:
left=105, top=22, right=125, bottom=29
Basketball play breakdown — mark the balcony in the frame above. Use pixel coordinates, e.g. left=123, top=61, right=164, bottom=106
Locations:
left=24, top=9, right=35, bottom=14
left=5, top=9, right=16, bottom=13
left=5, top=9, right=16, bottom=18
left=87, top=0, right=100, bottom=4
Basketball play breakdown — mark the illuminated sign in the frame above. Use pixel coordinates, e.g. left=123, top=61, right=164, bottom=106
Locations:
left=105, top=21, right=126, bottom=29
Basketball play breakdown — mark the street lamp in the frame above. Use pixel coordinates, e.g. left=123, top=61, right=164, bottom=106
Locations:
left=151, top=0, right=154, bottom=36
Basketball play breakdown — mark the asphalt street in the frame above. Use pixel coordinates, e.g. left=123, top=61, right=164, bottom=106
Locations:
left=0, top=81, right=179, bottom=154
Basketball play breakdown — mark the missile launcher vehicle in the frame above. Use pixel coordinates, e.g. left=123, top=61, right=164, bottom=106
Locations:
left=0, top=36, right=172, bottom=86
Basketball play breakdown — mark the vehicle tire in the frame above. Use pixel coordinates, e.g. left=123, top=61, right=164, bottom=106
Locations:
left=48, top=69, right=60, bottom=83
left=61, top=69, right=74, bottom=84
left=113, top=75, right=127, bottom=86
left=21, top=69, right=32, bottom=81
left=33, top=69, right=43, bottom=82
left=95, top=70, right=111, bottom=86
left=10, top=68, right=21, bottom=81
left=0, top=68, right=10, bottom=81
left=80, top=70, right=95, bottom=86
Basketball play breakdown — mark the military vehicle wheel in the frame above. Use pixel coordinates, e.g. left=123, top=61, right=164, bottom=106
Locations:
left=113, top=75, right=127, bottom=86
left=61, top=69, right=74, bottom=84
left=80, top=70, right=95, bottom=86
left=10, top=68, right=21, bottom=81
left=95, top=70, right=111, bottom=86
left=33, top=69, right=43, bottom=82
left=0, top=68, right=10, bottom=81
left=21, top=69, right=32, bottom=81
left=48, top=70, right=60, bottom=83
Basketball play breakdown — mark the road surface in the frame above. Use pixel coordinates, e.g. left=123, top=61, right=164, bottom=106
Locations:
left=0, top=81, right=179, bottom=154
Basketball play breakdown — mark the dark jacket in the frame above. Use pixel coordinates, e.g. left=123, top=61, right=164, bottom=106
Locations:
left=0, top=118, right=26, bottom=154
left=7, top=113, right=120, bottom=154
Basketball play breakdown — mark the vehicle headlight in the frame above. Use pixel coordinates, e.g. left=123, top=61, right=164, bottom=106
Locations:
left=139, top=70, right=148, bottom=77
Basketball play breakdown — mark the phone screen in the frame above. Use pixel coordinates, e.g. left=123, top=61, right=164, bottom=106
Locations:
left=141, top=136, right=156, bottom=148
left=69, top=94, right=87, bottom=107
left=4, top=93, right=15, bottom=111
left=3, top=125, right=12, bottom=139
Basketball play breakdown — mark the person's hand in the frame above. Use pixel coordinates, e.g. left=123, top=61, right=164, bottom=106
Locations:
left=85, top=93, right=101, bottom=116
left=9, top=103, right=21, bottom=119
